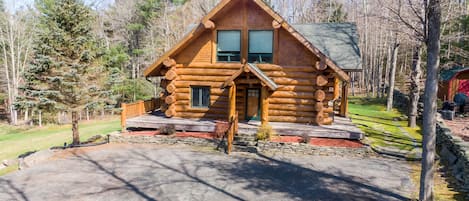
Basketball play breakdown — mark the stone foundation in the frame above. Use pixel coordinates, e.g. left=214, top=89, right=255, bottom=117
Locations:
left=436, top=118, right=469, bottom=191
left=109, top=133, right=375, bottom=158
left=257, top=141, right=375, bottom=157
left=109, top=133, right=222, bottom=147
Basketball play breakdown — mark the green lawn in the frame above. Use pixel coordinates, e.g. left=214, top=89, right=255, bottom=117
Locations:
left=349, top=97, right=422, bottom=152
left=0, top=118, right=121, bottom=165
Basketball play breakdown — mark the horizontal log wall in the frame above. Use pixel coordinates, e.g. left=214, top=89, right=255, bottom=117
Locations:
left=166, top=1, right=340, bottom=124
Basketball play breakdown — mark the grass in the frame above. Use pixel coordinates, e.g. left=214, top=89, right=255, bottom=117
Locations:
left=409, top=162, right=467, bottom=201
left=349, top=97, right=465, bottom=200
left=0, top=118, right=121, bottom=175
left=348, top=97, right=422, bottom=152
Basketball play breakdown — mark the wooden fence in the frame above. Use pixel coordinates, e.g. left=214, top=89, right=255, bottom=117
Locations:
left=121, top=98, right=161, bottom=130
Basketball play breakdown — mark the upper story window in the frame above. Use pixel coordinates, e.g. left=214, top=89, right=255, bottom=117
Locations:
left=217, top=30, right=241, bottom=62
left=191, top=86, right=210, bottom=108
left=248, top=30, right=273, bottom=63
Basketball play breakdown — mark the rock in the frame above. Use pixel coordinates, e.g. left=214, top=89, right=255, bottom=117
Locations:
left=2, top=159, right=9, bottom=167
left=18, top=149, right=54, bottom=170
left=440, top=146, right=458, bottom=165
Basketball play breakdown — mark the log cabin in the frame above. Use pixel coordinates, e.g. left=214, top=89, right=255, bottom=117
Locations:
left=142, top=0, right=362, bottom=128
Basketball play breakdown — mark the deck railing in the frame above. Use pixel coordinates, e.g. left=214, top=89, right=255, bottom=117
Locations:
left=121, top=98, right=161, bottom=130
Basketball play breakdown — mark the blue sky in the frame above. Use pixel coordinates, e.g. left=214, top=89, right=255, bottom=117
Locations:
left=5, top=0, right=114, bottom=12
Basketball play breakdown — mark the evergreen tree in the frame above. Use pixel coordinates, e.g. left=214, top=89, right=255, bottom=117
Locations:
left=22, top=0, right=103, bottom=144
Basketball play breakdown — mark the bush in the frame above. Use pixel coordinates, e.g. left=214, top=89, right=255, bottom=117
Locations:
left=160, top=125, right=176, bottom=135
left=301, top=134, right=311, bottom=144
left=256, top=124, right=276, bottom=141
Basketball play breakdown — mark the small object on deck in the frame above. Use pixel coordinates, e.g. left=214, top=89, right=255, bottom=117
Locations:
left=441, top=110, right=455, bottom=120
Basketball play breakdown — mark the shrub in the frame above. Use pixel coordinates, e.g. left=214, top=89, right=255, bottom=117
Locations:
left=301, top=133, right=311, bottom=144
left=160, top=125, right=176, bottom=135
left=256, top=124, right=276, bottom=141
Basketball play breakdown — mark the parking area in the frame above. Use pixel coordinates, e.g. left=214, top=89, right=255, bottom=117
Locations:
left=0, top=144, right=414, bottom=201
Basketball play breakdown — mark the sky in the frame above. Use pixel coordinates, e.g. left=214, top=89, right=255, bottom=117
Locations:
left=5, top=0, right=114, bottom=13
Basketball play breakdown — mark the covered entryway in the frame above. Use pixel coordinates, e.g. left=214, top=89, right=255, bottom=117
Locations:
left=222, top=63, right=279, bottom=126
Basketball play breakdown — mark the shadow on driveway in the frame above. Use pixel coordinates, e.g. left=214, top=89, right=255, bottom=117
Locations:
left=0, top=144, right=413, bottom=201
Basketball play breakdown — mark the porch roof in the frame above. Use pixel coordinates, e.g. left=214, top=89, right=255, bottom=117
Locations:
left=222, top=63, right=279, bottom=90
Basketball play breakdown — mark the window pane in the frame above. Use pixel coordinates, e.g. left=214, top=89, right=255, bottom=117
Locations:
left=202, top=88, right=210, bottom=107
left=249, top=31, right=273, bottom=53
left=218, top=31, right=240, bottom=52
left=192, top=87, right=200, bottom=107
left=191, top=86, right=210, bottom=108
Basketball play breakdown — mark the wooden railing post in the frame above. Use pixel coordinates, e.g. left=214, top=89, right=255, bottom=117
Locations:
left=121, top=103, right=127, bottom=132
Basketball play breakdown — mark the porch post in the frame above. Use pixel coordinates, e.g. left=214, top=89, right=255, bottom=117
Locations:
left=228, top=81, right=236, bottom=120
left=261, top=86, right=269, bottom=126
left=227, top=82, right=236, bottom=154
left=340, top=82, right=349, bottom=117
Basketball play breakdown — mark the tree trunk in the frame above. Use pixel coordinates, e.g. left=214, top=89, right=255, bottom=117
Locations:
left=72, top=111, right=80, bottom=145
left=24, top=109, right=28, bottom=122
left=386, top=34, right=399, bottom=111
left=420, top=0, right=441, bottom=200
left=38, top=110, right=42, bottom=127
left=408, top=44, right=422, bottom=128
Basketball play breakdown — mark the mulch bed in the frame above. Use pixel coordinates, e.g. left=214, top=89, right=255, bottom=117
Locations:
left=444, top=117, right=469, bottom=141
left=271, top=136, right=364, bottom=148
left=124, top=131, right=364, bottom=148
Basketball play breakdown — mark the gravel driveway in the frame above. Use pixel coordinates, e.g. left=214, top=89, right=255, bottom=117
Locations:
left=0, top=144, right=414, bottom=201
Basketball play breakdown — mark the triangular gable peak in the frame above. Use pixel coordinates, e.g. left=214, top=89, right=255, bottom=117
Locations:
left=222, top=63, right=279, bottom=91
left=144, top=0, right=350, bottom=82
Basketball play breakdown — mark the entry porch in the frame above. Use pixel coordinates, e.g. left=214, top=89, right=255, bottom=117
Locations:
left=124, top=111, right=363, bottom=140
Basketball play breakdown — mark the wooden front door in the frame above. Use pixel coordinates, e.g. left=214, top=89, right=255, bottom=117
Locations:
left=246, top=88, right=260, bottom=120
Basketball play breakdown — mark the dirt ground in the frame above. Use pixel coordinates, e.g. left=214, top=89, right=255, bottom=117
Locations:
left=0, top=144, right=415, bottom=201
left=444, top=118, right=469, bottom=141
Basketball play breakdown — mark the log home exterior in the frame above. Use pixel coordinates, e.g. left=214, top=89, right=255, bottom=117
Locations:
left=143, top=0, right=361, bottom=127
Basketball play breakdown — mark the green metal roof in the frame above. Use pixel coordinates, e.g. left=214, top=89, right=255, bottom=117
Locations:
left=292, top=23, right=362, bottom=71
left=440, top=66, right=469, bottom=81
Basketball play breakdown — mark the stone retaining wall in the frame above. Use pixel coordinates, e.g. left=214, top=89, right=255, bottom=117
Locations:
left=257, top=141, right=375, bottom=158
left=436, top=118, right=469, bottom=191
left=110, top=133, right=375, bottom=158
left=109, top=134, right=222, bottom=147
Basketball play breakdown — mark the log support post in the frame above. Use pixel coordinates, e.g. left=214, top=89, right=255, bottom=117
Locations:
left=228, top=82, right=237, bottom=120
left=227, top=82, right=237, bottom=154
left=261, top=86, right=269, bottom=126
left=340, top=82, right=349, bottom=117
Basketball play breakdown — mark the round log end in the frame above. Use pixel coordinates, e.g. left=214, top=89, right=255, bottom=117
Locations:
left=272, top=20, right=281, bottom=29
left=314, top=90, right=326, bottom=102
left=203, top=20, right=215, bottom=29
left=163, top=58, right=176, bottom=68
left=322, top=117, right=333, bottom=125
left=316, top=75, right=329, bottom=87
left=165, top=95, right=177, bottom=104
left=166, top=83, right=177, bottom=93
left=165, top=69, right=178, bottom=81
left=165, top=104, right=176, bottom=117
left=315, top=60, right=327, bottom=71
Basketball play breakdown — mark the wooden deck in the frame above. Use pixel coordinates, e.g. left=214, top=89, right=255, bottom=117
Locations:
left=126, top=112, right=363, bottom=140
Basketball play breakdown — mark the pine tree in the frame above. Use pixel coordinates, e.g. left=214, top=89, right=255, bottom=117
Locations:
left=22, top=0, right=103, bottom=144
